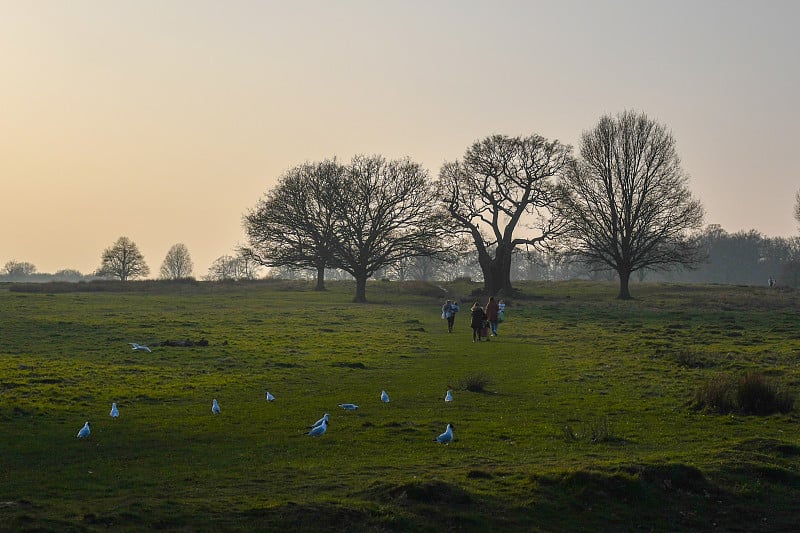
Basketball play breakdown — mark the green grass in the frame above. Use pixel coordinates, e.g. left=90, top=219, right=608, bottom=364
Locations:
left=1, top=279, right=799, bottom=531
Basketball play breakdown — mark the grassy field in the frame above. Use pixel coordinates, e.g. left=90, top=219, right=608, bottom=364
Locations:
left=1, top=279, right=799, bottom=532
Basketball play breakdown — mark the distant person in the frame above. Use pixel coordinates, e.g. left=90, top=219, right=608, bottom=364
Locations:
left=485, top=296, right=500, bottom=336
left=769, top=276, right=776, bottom=288
left=470, top=301, right=487, bottom=343
left=441, top=299, right=460, bottom=333
left=498, top=299, right=506, bottom=327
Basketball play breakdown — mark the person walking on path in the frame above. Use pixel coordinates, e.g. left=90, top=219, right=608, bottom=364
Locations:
left=485, top=296, right=500, bottom=337
left=470, top=301, right=487, bottom=342
left=441, top=299, right=460, bottom=333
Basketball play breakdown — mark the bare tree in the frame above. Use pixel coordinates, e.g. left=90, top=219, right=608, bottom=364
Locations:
left=97, top=236, right=150, bottom=281
left=160, top=243, right=194, bottom=280
left=53, top=269, right=84, bottom=281
left=437, top=133, right=573, bottom=296
left=243, top=159, right=343, bottom=291
left=205, top=255, right=238, bottom=281
left=332, top=155, right=445, bottom=302
left=794, top=190, right=800, bottom=230
left=559, top=110, right=704, bottom=299
left=205, top=253, right=261, bottom=281
left=3, top=260, right=37, bottom=278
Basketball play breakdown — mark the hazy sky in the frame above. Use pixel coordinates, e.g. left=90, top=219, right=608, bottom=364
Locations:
left=2, top=0, right=798, bottom=276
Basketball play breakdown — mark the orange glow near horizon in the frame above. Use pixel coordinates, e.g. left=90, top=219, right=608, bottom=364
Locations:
left=2, top=1, right=799, bottom=275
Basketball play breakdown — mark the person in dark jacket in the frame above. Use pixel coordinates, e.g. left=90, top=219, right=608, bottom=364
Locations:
left=441, top=299, right=460, bottom=333
left=470, top=301, right=487, bottom=342
left=485, top=296, right=500, bottom=336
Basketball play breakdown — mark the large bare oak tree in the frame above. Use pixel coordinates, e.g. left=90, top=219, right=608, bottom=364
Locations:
left=559, top=110, right=705, bottom=299
left=243, top=159, right=343, bottom=290
left=332, top=155, right=444, bottom=302
left=437, top=134, right=572, bottom=296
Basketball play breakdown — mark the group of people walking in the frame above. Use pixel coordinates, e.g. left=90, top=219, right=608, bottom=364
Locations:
left=441, top=296, right=505, bottom=342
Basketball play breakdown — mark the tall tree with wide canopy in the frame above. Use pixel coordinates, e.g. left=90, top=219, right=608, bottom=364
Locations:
left=437, top=133, right=572, bottom=296
left=243, top=159, right=344, bottom=290
left=559, top=110, right=705, bottom=299
left=332, top=154, right=444, bottom=302
left=97, top=236, right=150, bottom=281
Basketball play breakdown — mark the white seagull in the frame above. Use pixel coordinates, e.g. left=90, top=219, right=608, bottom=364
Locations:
left=212, top=399, right=221, bottom=415
left=338, top=403, right=359, bottom=410
left=381, top=390, right=390, bottom=403
left=110, top=403, right=119, bottom=418
left=265, top=391, right=275, bottom=402
left=307, top=420, right=327, bottom=436
left=310, top=413, right=330, bottom=429
left=129, top=343, right=152, bottom=353
left=444, top=390, right=453, bottom=402
left=436, top=423, right=454, bottom=444
left=77, top=421, right=91, bottom=439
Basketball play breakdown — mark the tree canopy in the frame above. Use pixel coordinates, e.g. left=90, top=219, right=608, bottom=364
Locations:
left=331, top=154, right=445, bottom=302
left=437, top=133, right=572, bottom=296
left=558, top=110, right=704, bottom=299
left=243, top=159, right=343, bottom=290
left=97, top=236, right=150, bottom=281
left=160, top=243, right=194, bottom=280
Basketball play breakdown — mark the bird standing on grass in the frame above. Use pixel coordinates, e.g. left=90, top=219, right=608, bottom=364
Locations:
left=338, top=403, right=359, bottom=410
left=436, top=423, right=454, bottom=444
left=110, top=403, right=119, bottom=418
left=212, top=399, right=221, bottom=414
left=265, top=391, right=275, bottom=402
left=129, top=343, right=152, bottom=353
left=381, top=390, right=390, bottom=403
left=77, top=421, right=91, bottom=439
left=307, top=420, right=327, bottom=436
left=310, top=413, right=329, bottom=429
left=444, top=390, right=453, bottom=402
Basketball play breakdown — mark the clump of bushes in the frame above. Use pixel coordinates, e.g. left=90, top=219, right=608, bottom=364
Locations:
left=672, top=350, right=713, bottom=369
left=693, top=372, right=794, bottom=415
left=736, top=372, right=795, bottom=414
left=457, top=372, right=492, bottom=392
left=563, top=416, right=618, bottom=444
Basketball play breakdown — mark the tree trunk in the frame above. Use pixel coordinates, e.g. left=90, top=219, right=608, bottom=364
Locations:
left=314, top=265, right=326, bottom=291
left=353, top=275, right=368, bottom=303
left=617, top=269, right=632, bottom=299
left=480, top=246, right=514, bottom=297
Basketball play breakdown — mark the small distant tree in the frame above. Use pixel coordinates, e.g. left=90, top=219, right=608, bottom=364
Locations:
left=160, top=243, right=194, bottom=280
left=205, top=253, right=260, bottom=281
left=53, top=269, right=84, bottom=281
left=794, top=190, right=800, bottom=231
left=3, top=260, right=37, bottom=278
left=559, top=111, right=704, bottom=299
left=97, top=236, right=150, bottom=281
left=205, top=255, right=238, bottom=281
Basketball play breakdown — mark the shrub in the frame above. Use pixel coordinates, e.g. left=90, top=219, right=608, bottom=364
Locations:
left=693, top=372, right=794, bottom=415
left=562, top=417, right=618, bottom=444
left=589, top=416, right=615, bottom=444
left=736, top=372, right=795, bottom=415
left=672, top=350, right=712, bottom=369
left=458, top=372, right=492, bottom=393
left=693, top=374, right=737, bottom=414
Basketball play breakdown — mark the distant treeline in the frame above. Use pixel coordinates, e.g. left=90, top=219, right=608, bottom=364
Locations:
left=3, top=225, right=799, bottom=289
